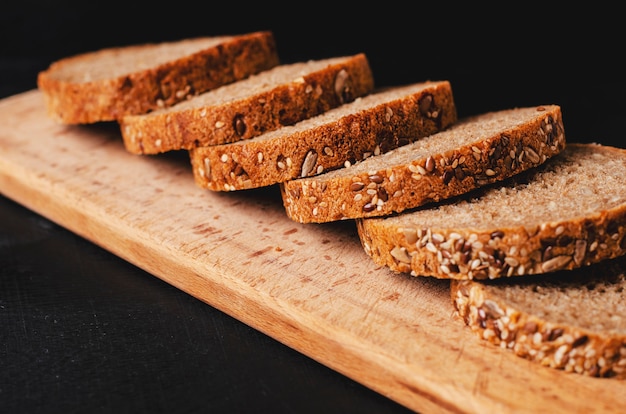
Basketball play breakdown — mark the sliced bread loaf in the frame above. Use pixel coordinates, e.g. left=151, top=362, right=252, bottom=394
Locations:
left=451, top=254, right=626, bottom=379
left=282, top=105, right=565, bottom=224
left=37, top=31, right=279, bottom=124
left=356, top=143, right=626, bottom=280
left=120, top=54, right=375, bottom=154
left=189, top=80, right=456, bottom=191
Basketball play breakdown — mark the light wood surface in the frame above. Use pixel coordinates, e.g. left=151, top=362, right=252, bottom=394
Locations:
left=1, top=90, right=625, bottom=414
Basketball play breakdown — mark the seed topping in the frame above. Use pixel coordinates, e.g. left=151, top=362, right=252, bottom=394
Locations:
left=233, top=114, right=246, bottom=137
left=334, top=69, right=350, bottom=103
left=301, top=150, right=318, bottom=177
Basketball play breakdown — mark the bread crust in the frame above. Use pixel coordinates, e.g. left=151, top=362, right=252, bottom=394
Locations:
left=356, top=143, right=626, bottom=280
left=37, top=31, right=279, bottom=124
left=450, top=256, right=626, bottom=379
left=121, top=53, right=375, bottom=154
left=189, top=80, right=456, bottom=191
left=283, top=105, right=565, bottom=223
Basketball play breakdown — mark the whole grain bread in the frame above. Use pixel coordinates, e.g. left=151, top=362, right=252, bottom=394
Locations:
left=451, top=254, right=626, bottom=379
left=356, top=143, right=626, bottom=280
left=37, top=31, right=279, bottom=124
left=282, top=105, right=565, bottom=224
left=120, top=54, right=375, bottom=154
left=189, top=80, right=456, bottom=191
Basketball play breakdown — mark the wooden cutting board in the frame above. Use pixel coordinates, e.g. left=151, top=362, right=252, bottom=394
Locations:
left=1, top=90, right=624, bottom=414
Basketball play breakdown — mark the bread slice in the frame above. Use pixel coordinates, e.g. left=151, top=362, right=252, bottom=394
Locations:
left=450, top=254, right=626, bottom=379
left=120, top=54, right=375, bottom=154
left=189, top=80, right=456, bottom=191
left=357, top=143, right=626, bottom=280
left=282, top=105, right=565, bottom=224
left=37, top=31, right=279, bottom=124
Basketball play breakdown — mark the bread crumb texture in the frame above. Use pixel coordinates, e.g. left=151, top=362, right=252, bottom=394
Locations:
left=37, top=31, right=279, bottom=124
left=121, top=53, right=375, bottom=154
left=451, top=254, right=626, bottom=379
left=357, top=142, right=626, bottom=281
left=189, top=80, right=456, bottom=191
left=284, top=105, right=565, bottom=223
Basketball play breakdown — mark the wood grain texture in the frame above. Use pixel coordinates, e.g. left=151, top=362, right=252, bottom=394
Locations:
left=1, top=90, right=625, bottom=414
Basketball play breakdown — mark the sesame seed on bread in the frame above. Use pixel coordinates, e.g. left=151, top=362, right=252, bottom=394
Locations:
left=451, top=253, right=626, bottom=378
left=37, top=31, right=279, bottom=124
left=356, top=142, right=626, bottom=280
left=120, top=53, right=375, bottom=154
left=283, top=105, right=565, bottom=224
left=189, top=80, right=456, bottom=191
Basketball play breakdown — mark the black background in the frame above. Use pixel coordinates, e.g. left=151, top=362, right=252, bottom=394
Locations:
left=1, top=2, right=625, bottom=413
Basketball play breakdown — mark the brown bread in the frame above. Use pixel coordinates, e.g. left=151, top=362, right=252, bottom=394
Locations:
left=283, top=105, right=565, bottom=223
left=121, top=54, right=375, bottom=154
left=37, top=31, right=279, bottom=124
left=189, top=80, right=456, bottom=191
left=451, top=253, right=626, bottom=379
left=357, top=143, right=626, bottom=280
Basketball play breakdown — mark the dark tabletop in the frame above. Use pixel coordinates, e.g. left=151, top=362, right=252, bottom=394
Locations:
left=1, top=3, right=624, bottom=413
left=0, top=194, right=417, bottom=414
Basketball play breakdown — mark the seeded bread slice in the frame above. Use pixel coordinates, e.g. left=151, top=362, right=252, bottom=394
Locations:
left=282, top=105, right=565, bottom=224
left=189, top=80, right=456, bottom=191
left=120, top=54, right=375, bottom=154
left=451, top=254, right=626, bottom=379
left=356, top=143, right=626, bottom=280
left=37, top=31, right=279, bottom=125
